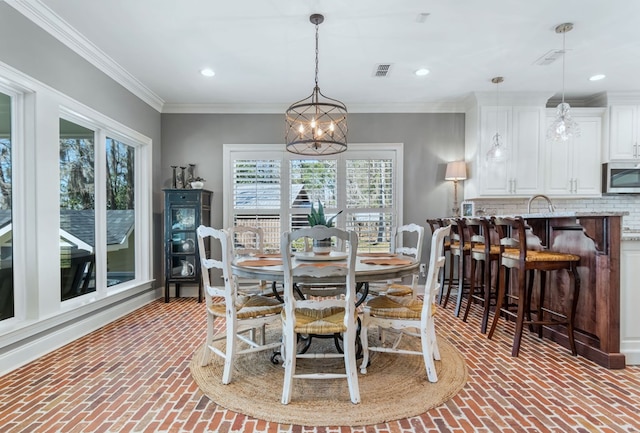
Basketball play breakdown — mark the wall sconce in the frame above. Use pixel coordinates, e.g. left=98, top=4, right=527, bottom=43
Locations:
left=445, top=160, right=467, bottom=216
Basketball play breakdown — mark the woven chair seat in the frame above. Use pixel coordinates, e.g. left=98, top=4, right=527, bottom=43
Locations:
left=385, top=283, right=413, bottom=297
left=366, top=295, right=424, bottom=319
left=449, top=242, right=470, bottom=252
left=282, top=306, right=350, bottom=334
left=502, top=250, right=581, bottom=262
left=209, top=295, right=282, bottom=319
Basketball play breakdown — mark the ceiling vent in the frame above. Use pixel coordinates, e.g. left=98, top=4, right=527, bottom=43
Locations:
left=373, top=64, right=393, bottom=77
left=534, top=49, right=570, bottom=66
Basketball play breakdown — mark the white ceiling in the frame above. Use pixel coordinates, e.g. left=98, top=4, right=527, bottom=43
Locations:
left=13, top=0, right=640, bottom=113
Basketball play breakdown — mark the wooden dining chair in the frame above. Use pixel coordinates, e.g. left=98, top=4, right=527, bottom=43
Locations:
left=280, top=226, right=360, bottom=404
left=196, top=225, right=283, bottom=384
left=229, top=225, right=283, bottom=299
left=368, top=223, right=425, bottom=298
left=359, top=224, right=450, bottom=382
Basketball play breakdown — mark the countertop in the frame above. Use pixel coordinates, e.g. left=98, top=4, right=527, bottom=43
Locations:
left=622, top=230, right=640, bottom=241
left=517, top=211, right=629, bottom=218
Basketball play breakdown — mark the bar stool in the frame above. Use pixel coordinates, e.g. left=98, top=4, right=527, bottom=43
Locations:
left=487, top=216, right=581, bottom=357
left=442, top=218, right=471, bottom=316
left=461, top=217, right=501, bottom=333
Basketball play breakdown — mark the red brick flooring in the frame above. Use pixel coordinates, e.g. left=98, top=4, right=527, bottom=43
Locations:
left=1, top=297, right=639, bottom=432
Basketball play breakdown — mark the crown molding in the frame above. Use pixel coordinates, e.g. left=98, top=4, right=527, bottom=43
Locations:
left=162, top=100, right=467, bottom=114
left=7, top=0, right=164, bottom=112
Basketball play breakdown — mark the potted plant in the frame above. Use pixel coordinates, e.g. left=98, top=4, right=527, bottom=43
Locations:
left=190, top=177, right=205, bottom=189
left=307, top=201, right=342, bottom=254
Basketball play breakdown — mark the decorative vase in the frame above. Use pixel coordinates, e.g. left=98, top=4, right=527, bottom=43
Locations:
left=191, top=181, right=204, bottom=189
left=171, top=166, right=177, bottom=188
left=312, top=238, right=332, bottom=255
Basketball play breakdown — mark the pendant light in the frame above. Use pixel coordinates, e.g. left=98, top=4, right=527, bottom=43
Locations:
left=486, top=76, right=507, bottom=162
left=285, top=14, right=348, bottom=155
left=547, top=22, right=580, bottom=142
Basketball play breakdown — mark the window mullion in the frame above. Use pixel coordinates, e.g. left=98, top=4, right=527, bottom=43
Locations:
left=94, top=129, right=107, bottom=293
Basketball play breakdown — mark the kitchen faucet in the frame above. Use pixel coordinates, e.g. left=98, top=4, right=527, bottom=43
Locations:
left=527, top=194, right=555, bottom=213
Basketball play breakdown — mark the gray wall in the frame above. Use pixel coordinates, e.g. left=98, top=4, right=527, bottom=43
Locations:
left=161, top=112, right=465, bottom=264
left=0, top=3, right=163, bottom=283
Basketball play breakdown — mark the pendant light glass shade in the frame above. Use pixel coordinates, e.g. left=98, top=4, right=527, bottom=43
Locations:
left=486, top=76, right=507, bottom=162
left=285, top=14, right=348, bottom=155
left=547, top=23, right=580, bottom=143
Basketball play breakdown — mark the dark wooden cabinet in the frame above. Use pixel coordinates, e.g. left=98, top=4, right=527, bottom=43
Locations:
left=163, top=189, right=212, bottom=302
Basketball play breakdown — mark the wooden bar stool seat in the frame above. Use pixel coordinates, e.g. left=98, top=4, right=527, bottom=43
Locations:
left=487, top=216, right=581, bottom=357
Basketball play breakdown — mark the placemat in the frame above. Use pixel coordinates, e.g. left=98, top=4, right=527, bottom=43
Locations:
left=237, top=259, right=282, bottom=267
left=359, top=258, right=413, bottom=266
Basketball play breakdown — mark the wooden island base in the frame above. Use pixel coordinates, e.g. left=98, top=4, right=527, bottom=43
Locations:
left=516, top=212, right=626, bottom=369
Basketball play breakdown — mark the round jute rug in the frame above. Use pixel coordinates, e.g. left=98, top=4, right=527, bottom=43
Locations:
left=189, top=330, right=468, bottom=426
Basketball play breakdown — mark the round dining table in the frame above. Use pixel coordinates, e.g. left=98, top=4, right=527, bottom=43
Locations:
left=232, top=252, right=420, bottom=304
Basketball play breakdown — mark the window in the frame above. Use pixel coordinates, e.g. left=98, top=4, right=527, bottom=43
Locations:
left=105, top=138, right=135, bottom=286
left=57, top=109, right=150, bottom=303
left=0, top=90, right=13, bottom=320
left=224, top=144, right=402, bottom=253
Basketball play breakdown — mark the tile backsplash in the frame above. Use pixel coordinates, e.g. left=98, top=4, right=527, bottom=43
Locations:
left=470, top=195, right=640, bottom=231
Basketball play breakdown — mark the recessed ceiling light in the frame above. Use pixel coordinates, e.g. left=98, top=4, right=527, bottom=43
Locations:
left=415, top=68, right=430, bottom=76
left=589, top=74, right=605, bottom=81
left=200, top=68, right=215, bottom=77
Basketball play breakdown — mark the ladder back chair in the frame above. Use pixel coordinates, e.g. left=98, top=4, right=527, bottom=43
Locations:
left=371, top=223, right=425, bottom=297
left=359, top=225, right=450, bottom=382
left=280, top=226, right=361, bottom=404
left=196, top=225, right=282, bottom=384
left=487, top=216, right=581, bottom=357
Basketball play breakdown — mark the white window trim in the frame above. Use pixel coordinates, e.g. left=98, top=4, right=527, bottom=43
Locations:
left=0, top=60, right=153, bottom=338
left=223, top=143, right=404, bottom=231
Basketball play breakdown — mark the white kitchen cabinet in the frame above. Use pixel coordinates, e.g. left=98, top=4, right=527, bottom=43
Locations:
left=544, top=109, right=603, bottom=196
left=609, top=105, right=640, bottom=160
left=474, top=105, right=544, bottom=197
left=609, top=105, right=640, bottom=161
left=620, top=238, right=640, bottom=365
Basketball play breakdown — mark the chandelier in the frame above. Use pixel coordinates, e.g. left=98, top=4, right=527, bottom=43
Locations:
left=285, top=14, right=348, bottom=155
left=547, top=22, right=580, bottom=142
left=486, top=76, right=507, bottom=163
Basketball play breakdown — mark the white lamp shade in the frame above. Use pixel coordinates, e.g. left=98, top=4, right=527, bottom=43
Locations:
left=445, top=161, right=467, bottom=181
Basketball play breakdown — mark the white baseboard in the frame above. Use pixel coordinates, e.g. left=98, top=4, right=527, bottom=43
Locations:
left=621, top=340, right=640, bottom=365
left=0, top=288, right=159, bottom=376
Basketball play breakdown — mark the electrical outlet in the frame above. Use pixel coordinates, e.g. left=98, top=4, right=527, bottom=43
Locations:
left=419, top=263, right=427, bottom=275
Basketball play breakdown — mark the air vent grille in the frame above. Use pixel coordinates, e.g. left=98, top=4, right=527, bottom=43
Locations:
left=534, top=49, right=566, bottom=66
left=374, top=64, right=392, bottom=77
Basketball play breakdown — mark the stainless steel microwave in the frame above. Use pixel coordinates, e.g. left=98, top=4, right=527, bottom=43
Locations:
left=603, top=162, right=640, bottom=193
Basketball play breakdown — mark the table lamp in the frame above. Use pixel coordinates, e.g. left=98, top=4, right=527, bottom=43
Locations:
left=445, top=160, right=467, bottom=216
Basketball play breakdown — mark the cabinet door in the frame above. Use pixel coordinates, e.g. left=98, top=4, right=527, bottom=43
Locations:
left=545, top=115, right=602, bottom=196
left=609, top=105, right=638, bottom=160
left=478, top=106, right=511, bottom=195
left=621, top=240, right=640, bottom=364
left=572, top=117, right=602, bottom=195
left=511, top=107, right=543, bottom=195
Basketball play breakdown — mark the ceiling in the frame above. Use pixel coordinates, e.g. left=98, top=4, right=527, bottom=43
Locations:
left=12, top=0, right=640, bottom=113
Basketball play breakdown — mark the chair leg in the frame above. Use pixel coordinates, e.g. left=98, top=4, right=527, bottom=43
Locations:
left=462, top=258, right=477, bottom=323
left=480, top=258, right=492, bottom=334
left=342, top=325, right=361, bottom=404
left=567, top=264, right=581, bottom=356
left=454, top=253, right=466, bottom=317
left=222, top=321, right=237, bottom=385
left=421, top=321, right=438, bottom=383
left=487, top=264, right=507, bottom=340
left=511, top=269, right=527, bottom=357
left=359, top=311, right=371, bottom=374
left=201, top=314, right=216, bottom=367
left=536, top=271, right=546, bottom=338
left=441, top=253, right=456, bottom=307
left=281, top=329, right=297, bottom=404
left=438, top=250, right=448, bottom=304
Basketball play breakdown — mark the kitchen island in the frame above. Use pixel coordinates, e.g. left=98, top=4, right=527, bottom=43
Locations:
left=500, top=212, right=626, bottom=369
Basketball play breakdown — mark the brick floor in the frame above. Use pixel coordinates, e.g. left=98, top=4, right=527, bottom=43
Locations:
left=1, top=297, right=639, bottom=432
